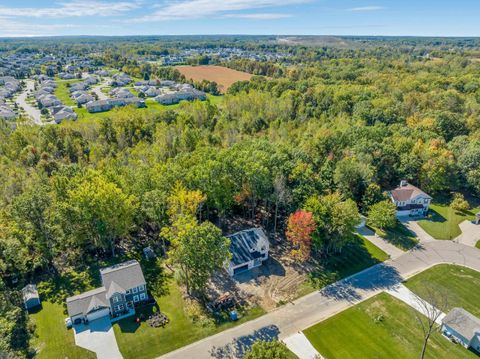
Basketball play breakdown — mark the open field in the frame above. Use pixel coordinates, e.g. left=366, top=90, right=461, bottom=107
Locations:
left=29, top=302, right=95, bottom=359
left=405, top=264, right=480, bottom=317
left=177, top=65, right=252, bottom=93
left=304, top=292, right=477, bottom=359
left=418, top=203, right=480, bottom=240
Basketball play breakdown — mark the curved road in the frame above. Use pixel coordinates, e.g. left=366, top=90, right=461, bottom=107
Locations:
left=159, top=241, right=480, bottom=359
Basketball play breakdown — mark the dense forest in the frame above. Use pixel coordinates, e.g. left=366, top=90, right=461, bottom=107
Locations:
left=1, top=36, right=480, bottom=357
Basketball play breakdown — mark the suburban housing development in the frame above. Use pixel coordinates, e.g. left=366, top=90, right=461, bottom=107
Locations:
left=1, top=28, right=480, bottom=359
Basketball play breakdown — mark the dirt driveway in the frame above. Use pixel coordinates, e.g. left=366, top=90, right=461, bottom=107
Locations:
left=208, top=243, right=310, bottom=311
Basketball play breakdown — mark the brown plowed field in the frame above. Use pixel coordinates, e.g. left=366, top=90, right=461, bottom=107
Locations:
left=177, top=65, right=252, bottom=93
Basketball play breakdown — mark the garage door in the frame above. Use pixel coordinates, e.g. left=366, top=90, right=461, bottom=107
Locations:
left=86, top=308, right=110, bottom=322
left=233, top=264, right=249, bottom=275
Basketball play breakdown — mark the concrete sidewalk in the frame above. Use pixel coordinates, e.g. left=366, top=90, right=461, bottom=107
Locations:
left=386, top=284, right=445, bottom=324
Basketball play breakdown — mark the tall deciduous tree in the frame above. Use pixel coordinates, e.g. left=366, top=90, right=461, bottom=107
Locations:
left=244, top=340, right=290, bottom=359
left=167, top=182, right=206, bottom=222
left=367, top=200, right=397, bottom=230
left=305, top=192, right=359, bottom=255
left=162, top=216, right=230, bottom=295
left=66, top=173, right=138, bottom=256
left=286, top=210, right=316, bottom=261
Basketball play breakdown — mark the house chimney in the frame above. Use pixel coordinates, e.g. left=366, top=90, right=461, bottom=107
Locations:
left=400, top=180, right=408, bottom=187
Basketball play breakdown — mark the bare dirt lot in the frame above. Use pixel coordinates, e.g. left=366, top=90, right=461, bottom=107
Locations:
left=177, top=65, right=252, bottom=93
left=207, top=240, right=311, bottom=312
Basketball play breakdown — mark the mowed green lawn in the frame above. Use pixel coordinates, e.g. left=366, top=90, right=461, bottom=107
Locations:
left=304, top=293, right=477, bottom=359
left=418, top=203, right=480, bottom=240
left=74, top=94, right=223, bottom=122
left=371, top=221, right=418, bottom=250
left=29, top=302, right=95, bottom=359
left=306, top=234, right=388, bottom=290
left=114, top=281, right=265, bottom=359
left=405, top=264, right=480, bottom=317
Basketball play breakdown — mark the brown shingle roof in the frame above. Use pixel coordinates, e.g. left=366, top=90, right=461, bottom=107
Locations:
left=391, top=182, right=431, bottom=202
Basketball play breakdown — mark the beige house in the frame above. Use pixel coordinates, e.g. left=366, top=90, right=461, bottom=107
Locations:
left=389, top=180, right=432, bottom=217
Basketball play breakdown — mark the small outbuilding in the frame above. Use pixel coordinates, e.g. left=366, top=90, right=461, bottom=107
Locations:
left=22, top=284, right=41, bottom=310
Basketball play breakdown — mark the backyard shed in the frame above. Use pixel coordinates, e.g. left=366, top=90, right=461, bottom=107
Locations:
left=22, top=284, right=41, bottom=310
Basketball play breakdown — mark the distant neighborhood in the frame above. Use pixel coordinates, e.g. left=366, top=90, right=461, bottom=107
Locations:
left=0, top=52, right=208, bottom=123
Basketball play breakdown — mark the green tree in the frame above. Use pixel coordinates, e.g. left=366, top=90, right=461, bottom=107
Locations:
left=305, top=192, right=359, bottom=255
left=450, top=193, right=470, bottom=212
left=334, top=157, right=374, bottom=202
left=244, top=340, right=290, bottom=359
left=66, top=173, right=138, bottom=256
left=162, top=217, right=230, bottom=295
left=368, top=200, right=397, bottom=230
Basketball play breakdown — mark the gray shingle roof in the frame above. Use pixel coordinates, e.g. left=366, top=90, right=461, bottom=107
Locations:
left=442, top=307, right=480, bottom=341
left=66, top=287, right=108, bottom=317
left=100, top=260, right=146, bottom=294
left=228, top=228, right=267, bottom=266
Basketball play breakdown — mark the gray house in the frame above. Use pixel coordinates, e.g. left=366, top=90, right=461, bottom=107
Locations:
left=22, top=284, right=41, bottom=310
left=66, top=260, right=148, bottom=324
left=442, top=307, right=480, bottom=352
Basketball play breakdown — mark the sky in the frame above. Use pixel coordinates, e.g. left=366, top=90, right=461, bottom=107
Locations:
left=0, top=0, right=479, bottom=37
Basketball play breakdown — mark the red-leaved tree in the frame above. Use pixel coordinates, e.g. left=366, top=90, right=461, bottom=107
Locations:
left=286, top=210, right=317, bottom=261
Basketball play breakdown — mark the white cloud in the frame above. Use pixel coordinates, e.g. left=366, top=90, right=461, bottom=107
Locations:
left=224, top=13, right=292, bottom=19
left=0, top=16, right=82, bottom=37
left=0, top=1, right=140, bottom=18
left=347, top=6, right=385, bottom=12
left=134, top=0, right=308, bottom=22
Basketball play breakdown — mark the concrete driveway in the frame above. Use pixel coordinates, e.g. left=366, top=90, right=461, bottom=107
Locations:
left=398, top=218, right=435, bottom=243
left=73, top=316, right=122, bottom=359
left=456, top=220, right=480, bottom=247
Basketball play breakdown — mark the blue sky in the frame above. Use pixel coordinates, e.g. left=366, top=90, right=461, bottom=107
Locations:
left=0, top=0, right=478, bottom=37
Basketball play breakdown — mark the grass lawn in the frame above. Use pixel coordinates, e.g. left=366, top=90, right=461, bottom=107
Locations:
left=73, top=95, right=223, bottom=122
left=418, top=203, right=480, bottom=240
left=54, top=78, right=81, bottom=107
left=371, top=221, right=418, bottom=250
left=29, top=302, right=95, bottom=359
left=306, top=234, right=388, bottom=289
left=405, top=264, right=480, bottom=317
left=114, top=280, right=265, bottom=359
left=304, top=292, right=477, bottom=359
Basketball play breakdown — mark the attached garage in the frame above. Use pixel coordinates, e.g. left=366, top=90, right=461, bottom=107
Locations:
left=86, top=308, right=110, bottom=322
left=233, top=264, right=249, bottom=275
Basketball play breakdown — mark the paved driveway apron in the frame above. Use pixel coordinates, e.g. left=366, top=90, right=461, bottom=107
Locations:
left=73, top=316, right=123, bottom=359
left=159, top=241, right=480, bottom=359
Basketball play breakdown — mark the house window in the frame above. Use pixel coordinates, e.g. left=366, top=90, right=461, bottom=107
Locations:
left=140, top=293, right=146, bottom=300
left=113, top=296, right=119, bottom=303
left=138, top=284, right=145, bottom=291
left=133, top=295, right=139, bottom=303
left=126, top=289, right=130, bottom=294
left=132, top=287, right=138, bottom=294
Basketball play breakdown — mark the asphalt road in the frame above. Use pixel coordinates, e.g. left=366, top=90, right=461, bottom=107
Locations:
left=15, top=79, right=43, bottom=125
left=159, top=241, right=480, bottom=359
